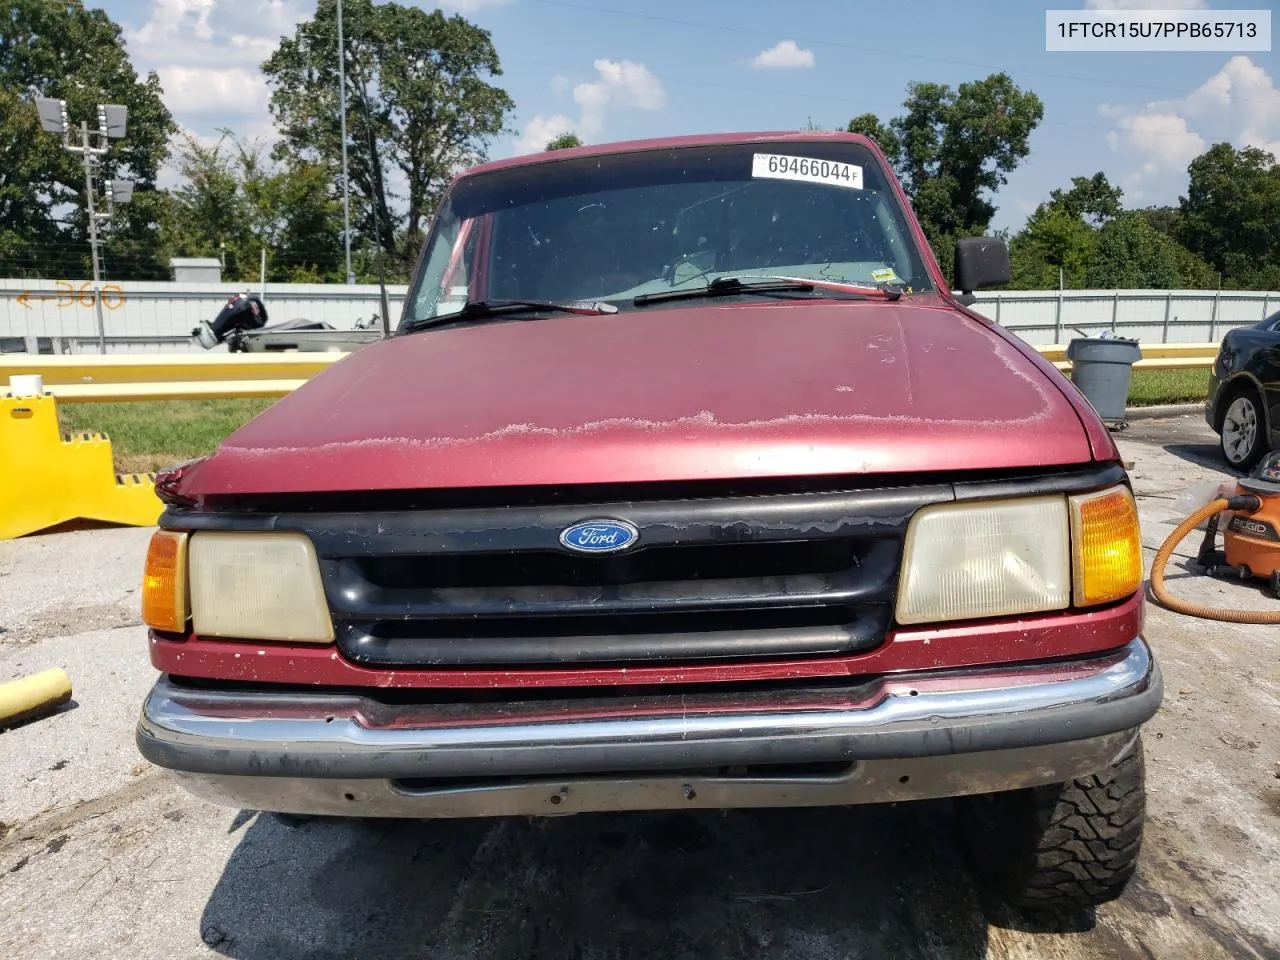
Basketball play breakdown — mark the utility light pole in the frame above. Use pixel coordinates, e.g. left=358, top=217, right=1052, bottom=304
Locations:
left=337, top=0, right=355, bottom=285
left=35, top=97, right=134, bottom=355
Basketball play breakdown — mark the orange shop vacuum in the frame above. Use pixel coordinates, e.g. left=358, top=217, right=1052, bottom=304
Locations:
left=1151, top=451, right=1280, bottom=624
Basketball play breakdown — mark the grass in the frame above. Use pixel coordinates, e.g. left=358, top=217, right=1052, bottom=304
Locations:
left=61, top=368, right=1211, bottom=474
left=59, top=398, right=277, bottom=475
left=1125, top=368, right=1212, bottom=407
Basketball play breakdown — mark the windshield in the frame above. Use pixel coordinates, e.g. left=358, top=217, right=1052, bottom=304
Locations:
left=403, top=140, right=934, bottom=326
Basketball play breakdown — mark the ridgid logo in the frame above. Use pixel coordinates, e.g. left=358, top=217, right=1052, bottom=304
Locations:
left=559, top=520, right=640, bottom=553
left=1229, top=516, right=1280, bottom=542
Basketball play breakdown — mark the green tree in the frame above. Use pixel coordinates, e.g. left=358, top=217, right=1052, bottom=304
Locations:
left=1131, top=205, right=1180, bottom=239
left=845, top=113, right=899, bottom=161
left=1008, top=171, right=1215, bottom=290
left=163, top=132, right=344, bottom=283
left=1009, top=171, right=1121, bottom=288
left=0, top=0, right=173, bottom=279
left=1086, top=213, right=1208, bottom=289
left=1178, top=143, right=1280, bottom=289
left=545, top=132, right=583, bottom=151
left=1010, top=207, right=1095, bottom=289
left=1047, top=172, right=1123, bottom=226
left=848, top=74, right=1043, bottom=280
left=262, top=0, right=515, bottom=272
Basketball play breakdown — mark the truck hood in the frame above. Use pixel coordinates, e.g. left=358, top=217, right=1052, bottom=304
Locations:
left=182, top=299, right=1092, bottom=497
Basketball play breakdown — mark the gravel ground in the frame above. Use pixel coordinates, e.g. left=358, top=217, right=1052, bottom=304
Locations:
left=0, top=417, right=1277, bottom=960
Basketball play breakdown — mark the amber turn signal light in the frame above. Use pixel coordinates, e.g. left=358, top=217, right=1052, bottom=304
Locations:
left=142, top=530, right=189, bottom=632
left=1069, top=486, right=1143, bottom=607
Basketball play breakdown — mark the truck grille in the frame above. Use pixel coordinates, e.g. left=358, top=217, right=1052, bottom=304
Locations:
left=292, top=484, right=953, bottom=668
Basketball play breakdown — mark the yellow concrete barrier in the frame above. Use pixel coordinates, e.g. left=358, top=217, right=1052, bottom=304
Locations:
left=0, top=393, right=161, bottom=539
left=0, top=668, right=73, bottom=727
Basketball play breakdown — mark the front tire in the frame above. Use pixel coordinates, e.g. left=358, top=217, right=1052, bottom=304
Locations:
left=957, top=737, right=1145, bottom=915
left=1220, top=390, right=1268, bottom=472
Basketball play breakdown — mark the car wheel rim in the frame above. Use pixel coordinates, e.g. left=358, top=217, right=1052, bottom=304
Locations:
left=1222, top=396, right=1258, bottom=464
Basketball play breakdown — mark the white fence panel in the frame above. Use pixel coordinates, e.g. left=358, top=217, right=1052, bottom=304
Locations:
left=1, top=277, right=1275, bottom=353
left=969, top=290, right=1276, bottom=346
left=0, top=278, right=409, bottom=353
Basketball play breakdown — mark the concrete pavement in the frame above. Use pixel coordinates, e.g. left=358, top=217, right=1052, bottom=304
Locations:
left=1, top=417, right=1277, bottom=960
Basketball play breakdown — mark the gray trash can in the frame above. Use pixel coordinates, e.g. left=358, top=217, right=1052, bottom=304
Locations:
left=1066, top=336, right=1142, bottom=424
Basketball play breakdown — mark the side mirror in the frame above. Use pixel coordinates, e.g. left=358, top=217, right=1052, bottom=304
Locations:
left=953, top=236, right=1011, bottom=305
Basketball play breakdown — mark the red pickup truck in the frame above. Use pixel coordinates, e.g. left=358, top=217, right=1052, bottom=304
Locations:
left=137, top=132, right=1161, bottom=915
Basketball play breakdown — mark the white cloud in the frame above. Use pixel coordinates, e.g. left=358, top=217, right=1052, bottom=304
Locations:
left=1105, top=109, right=1207, bottom=166
left=1084, top=0, right=1207, bottom=9
left=130, top=0, right=215, bottom=45
left=514, top=113, right=577, bottom=153
left=438, top=0, right=514, bottom=10
left=122, top=0, right=310, bottom=142
left=1184, top=55, right=1280, bottom=159
left=156, top=66, right=269, bottom=115
left=1101, top=55, right=1280, bottom=200
left=750, top=40, right=815, bottom=69
left=228, top=33, right=278, bottom=63
left=126, top=0, right=304, bottom=69
left=574, top=59, right=666, bottom=131
left=515, top=58, right=666, bottom=154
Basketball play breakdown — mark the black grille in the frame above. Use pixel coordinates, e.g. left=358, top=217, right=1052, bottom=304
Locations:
left=353, top=538, right=860, bottom=590
left=164, top=463, right=1130, bottom=671
left=290, top=484, right=953, bottom=668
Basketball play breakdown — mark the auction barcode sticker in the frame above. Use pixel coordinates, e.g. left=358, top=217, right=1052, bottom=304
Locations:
left=752, top=154, right=863, bottom=190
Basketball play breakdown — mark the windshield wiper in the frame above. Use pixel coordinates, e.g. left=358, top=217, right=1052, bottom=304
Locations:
left=633, top=274, right=901, bottom=307
left=404, top=298, right=618, bottom=333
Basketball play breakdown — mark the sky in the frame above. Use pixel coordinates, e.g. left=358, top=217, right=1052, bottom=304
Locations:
left=97, top=0, right=1280, bottom=232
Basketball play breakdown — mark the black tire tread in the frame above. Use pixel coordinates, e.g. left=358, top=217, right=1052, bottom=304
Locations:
left=960, top=739, right=1145, bottom=913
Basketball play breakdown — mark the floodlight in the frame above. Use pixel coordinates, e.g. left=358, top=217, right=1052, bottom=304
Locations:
left=109, top=180, right=135, bottom=204
left=103, top=104, right=128, bottom=139
left=35, top=97, right=66, bottom=134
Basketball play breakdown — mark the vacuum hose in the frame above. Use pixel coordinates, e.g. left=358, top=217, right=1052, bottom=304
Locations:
left=1150, top=497, right=1280, bottom=624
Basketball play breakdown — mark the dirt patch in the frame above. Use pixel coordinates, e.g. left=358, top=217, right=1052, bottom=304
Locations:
left=0, top=775, right=168, bottom=855
left=0, top=603, right=140, bottom=645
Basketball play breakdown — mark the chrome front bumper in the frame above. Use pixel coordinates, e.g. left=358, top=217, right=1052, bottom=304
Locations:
left=137, top=637, right=1161, bottom=819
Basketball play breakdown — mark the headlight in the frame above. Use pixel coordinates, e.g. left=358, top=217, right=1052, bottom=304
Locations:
left=897, top=496, right=1071, bottom=624
left=188, top=532, right=333, bottom=643
left=896, top=485, right=1142, bottom=625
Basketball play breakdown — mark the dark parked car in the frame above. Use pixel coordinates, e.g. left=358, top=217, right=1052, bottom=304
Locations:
left=1207, top=310, right=1280, bottom=470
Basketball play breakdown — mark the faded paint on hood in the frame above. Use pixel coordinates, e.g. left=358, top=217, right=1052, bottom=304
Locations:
left=181, top=299, right=1093, bottom=497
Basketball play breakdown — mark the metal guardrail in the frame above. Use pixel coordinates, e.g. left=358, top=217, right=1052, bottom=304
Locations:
left=1, top=344, right=1219, bottom=403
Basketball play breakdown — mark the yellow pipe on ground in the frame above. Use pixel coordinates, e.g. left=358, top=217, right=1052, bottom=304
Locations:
left=0, top=668, right=73, bottom=727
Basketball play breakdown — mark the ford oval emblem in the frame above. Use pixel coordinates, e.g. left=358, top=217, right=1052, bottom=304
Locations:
left=559, top=519, right=639, bottom=554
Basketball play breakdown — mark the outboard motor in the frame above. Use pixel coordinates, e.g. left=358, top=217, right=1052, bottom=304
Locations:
left=193, top=293, right=268, bottom=350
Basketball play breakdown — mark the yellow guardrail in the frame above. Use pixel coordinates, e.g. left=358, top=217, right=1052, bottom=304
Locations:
left=0, top=353, right=340, bottom=399
left=1041, top=342, right=1218, bottom=373
left=0, top=344, right=1217, bottom=403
